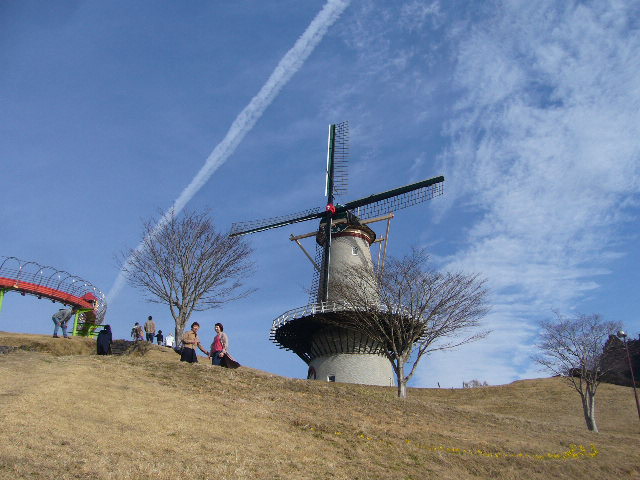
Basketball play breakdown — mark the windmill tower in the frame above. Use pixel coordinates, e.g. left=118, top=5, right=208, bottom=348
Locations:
left=230, top=122, right=444, bottom=385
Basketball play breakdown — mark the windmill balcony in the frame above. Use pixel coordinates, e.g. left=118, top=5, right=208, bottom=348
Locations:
left=270, top=301, right=416, bottom=386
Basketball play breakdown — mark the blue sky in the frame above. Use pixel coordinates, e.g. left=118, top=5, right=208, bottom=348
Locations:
left=1, top=0, right=639, bottom=387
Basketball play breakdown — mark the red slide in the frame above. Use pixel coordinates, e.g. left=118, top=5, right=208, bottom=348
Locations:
left=0, top=256, right=107, bottom=322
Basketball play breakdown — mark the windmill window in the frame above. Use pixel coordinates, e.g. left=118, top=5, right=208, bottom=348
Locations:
left=327, top=375, right=336, bottom=382
left=351, top=246, right=359, bottom=256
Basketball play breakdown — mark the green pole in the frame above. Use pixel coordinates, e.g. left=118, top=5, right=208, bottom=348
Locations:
left=73, top=309, right=99, bottom=337
left=72, top=310, right=80, bottom=336
left=0, top=289, right=5, bottom=313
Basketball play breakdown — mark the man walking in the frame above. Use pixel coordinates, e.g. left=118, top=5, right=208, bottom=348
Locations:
left=52, top=307, right=76, bottom=338
left=144, top=316, right=156, bottom=342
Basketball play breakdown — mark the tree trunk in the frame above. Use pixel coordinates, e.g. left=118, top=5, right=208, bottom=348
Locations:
left=581, top=390, right=598, bottom=433
left=396, top=360, right=407, bottom=398
left=175, top=314, right=187, bottom=342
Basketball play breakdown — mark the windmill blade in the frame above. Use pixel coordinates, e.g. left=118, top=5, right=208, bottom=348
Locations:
left=336, top=175, right=444, bottom=220
left=331, top=121, right=349, bottom=197
left=230, top=206, right=326, bottom=237
left=325, top=122, right=349, bottom=199
left=307, top=240, right=325, bottom=303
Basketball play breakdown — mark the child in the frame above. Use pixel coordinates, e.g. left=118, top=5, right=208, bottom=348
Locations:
left=155, top=330, right=164, bottom=346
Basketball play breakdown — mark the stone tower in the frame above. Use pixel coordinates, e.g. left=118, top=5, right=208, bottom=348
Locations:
left=271, top=216, right=395, bottom=386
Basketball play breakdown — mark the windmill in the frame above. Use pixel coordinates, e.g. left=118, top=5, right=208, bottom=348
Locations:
left=230, top=122, right=444, bottom=385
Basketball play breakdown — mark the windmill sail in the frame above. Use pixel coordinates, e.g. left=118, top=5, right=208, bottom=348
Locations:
left=230, top=175, right=444, bottom=238
left=338, top=175, right=444, bottom=220
left=327, top=121, right=349, bottom=198
left=307, top=241, right=325, bottom=304
left=230, top=206, right=325, bottom=237
left=320, top=123, right=341, bottom=302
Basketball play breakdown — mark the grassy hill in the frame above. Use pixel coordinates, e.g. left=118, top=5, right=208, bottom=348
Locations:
left=0, top=331, right=638, bottom=480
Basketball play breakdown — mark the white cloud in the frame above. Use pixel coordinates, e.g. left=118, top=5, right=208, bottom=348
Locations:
left=399, top=1, right=442, bottom=32
left=422, top=0, right=640, bottom=386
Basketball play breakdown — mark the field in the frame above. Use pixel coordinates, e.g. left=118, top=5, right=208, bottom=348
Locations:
left=0, top=331, right=638, bottom=480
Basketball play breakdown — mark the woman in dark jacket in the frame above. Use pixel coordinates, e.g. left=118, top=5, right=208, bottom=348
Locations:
left=96, top=325, right=112, bottom=355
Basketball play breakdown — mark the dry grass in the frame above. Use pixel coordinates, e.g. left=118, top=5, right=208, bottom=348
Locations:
left=0, top=331, right=97, bottom=355
left=0, top=331, right=638, bottom=480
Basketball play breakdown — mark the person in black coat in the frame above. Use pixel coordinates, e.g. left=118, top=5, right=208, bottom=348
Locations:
left=96, top=325, right=112, bottom=355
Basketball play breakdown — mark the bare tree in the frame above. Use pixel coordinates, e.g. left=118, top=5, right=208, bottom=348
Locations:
left=533, top=312, right=622, bottom=433
left=332, top=249, right=490, bottom=398
left=120, top=210, right=254, bottom=339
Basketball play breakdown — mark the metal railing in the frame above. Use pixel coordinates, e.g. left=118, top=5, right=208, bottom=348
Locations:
left=271, top=301, right=414, bottom=334
left=0, top=256, right=107, bottom=323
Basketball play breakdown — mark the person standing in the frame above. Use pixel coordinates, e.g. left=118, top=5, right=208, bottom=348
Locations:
left=180, top=322, right=208, bottom=363
left=52, top=307, right=75, bottom=338
left=96, top=325, right=112, bottom=355
left=165, top=332, right=175, bottom=348
left=155, top=330, right=164, bottom=346
left=209, top=323, right=240, bottom=368
left=144, top=316, right=156, bottom=342
left=131, top=322, right=144, bottom=342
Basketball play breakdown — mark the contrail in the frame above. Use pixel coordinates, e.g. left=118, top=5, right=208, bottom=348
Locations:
left=108, top=0, right=351, bottom=302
